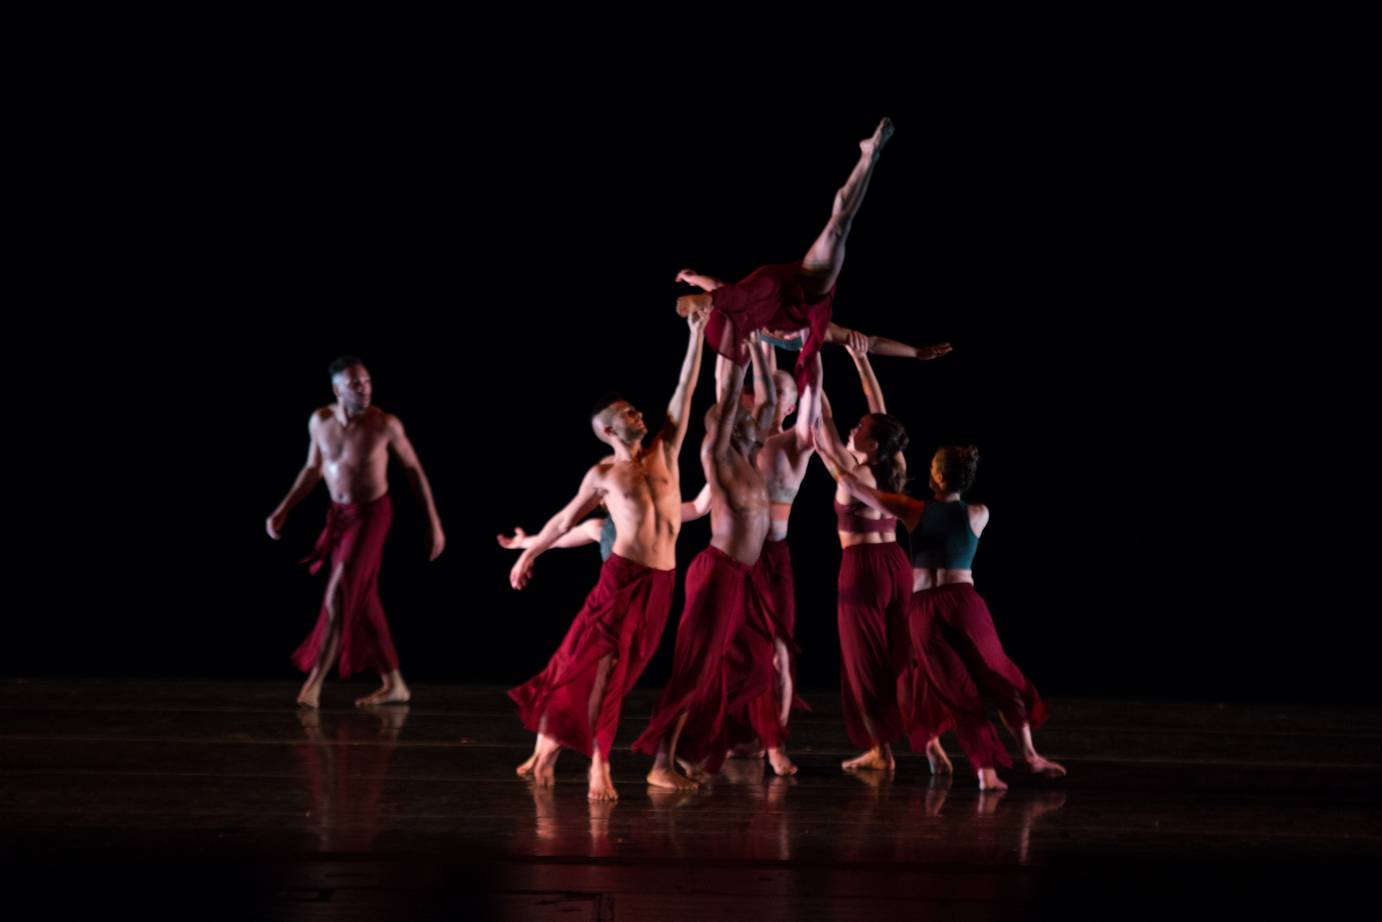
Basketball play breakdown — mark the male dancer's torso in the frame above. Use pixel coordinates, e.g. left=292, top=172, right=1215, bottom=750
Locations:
left=597, top=437, right=681, bottom=571
left=707, top=441, right=771, bottom=566
left=313, top=405, right=392, bottom=504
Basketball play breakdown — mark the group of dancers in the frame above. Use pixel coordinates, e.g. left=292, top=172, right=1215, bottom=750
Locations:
left=267, top=118, right=1066, bottom=802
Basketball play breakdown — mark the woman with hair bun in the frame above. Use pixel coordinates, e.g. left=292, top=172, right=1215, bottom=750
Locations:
left=814, top=333, right=951, bottom=774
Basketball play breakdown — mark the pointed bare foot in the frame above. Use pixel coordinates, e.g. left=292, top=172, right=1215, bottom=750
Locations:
left=354, top=685, right=389, bottom=707
left=978, top=767, right=1009, bottom=792
left=1026, top=754, right=1067, bottom=778
left=926, top=738, right=953, bottom=775
left=356, top=683, right=410, bottom=707
left=296, top=686, right=321, bottom=709
left=842, top=747, right=895, bottom=772
left=646, top=766, right=699, bottom=790
left=516, top=752, right=538, bottom=779
left=766, top=747, right=798, bottom=777
left=860, top=117, right=894, bottom=159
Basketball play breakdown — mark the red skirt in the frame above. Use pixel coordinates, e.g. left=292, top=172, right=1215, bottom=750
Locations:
left=836, top=542, right=914, bottom=749
left=908, top=582, right=1048, bottom=772
left=508, top=553, right=675, bottom=759
left=632, top=546, right=754, bottom=773
left=293, top=494, right=399, bottom=678
left=724, top=538, right=811, bottom=750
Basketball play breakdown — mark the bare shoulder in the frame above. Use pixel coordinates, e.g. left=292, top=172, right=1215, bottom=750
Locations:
left=367, top=408, right=404, bottom=442
left=308, top=407, right=335, bottom=440
left=969, top=503, right=990, bottom=535
left=585, top=458, right=617, bottom=491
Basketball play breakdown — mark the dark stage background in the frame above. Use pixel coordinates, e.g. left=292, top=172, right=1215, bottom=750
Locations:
left=11, top=86, right=1369, bottom=707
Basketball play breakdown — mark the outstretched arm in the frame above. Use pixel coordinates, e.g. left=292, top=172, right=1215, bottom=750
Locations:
left=510, top=466, right=605, bottom=590
left=825, top=321, right=952, bottom=361
left=498, top=517, right=605, bottom=551
left=675, top=268, right=726, bottom=291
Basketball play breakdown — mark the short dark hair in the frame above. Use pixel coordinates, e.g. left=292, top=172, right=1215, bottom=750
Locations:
left=327, top=355, right=366, bottom=379
left=590, top=392, right=625, bottom=420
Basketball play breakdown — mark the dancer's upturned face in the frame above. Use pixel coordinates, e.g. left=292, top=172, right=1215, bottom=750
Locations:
left=608, top=401, right=647, bottom=443
left=333, top=365, right=372, bottom=413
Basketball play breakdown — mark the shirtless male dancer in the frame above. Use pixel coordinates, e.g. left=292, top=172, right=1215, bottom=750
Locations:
left=507, top=313, right=706, bottom=801
left=267, top=356, right=445, bottom=709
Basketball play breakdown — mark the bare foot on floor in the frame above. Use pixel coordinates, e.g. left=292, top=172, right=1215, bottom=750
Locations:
left=767, top=747, right=798, bottom=777
left=646, top=766, right=699, bottom=791
left=978, top=767, right=1009, bottom=792
left=356, top=682, right=411, bottom=707
left=842, top=747, right=894, bottom=773
left=1026, top=754, right=1067, bottom=778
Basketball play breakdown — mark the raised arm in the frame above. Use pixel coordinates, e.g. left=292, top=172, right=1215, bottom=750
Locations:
left=748, top=336, right=777, bottom=437
left=813, top=389, right=854, bottom=473
left=814, top=431, right=925, bottom=531
left=845, top=332, right=886, bottom=415
left=793, top=351, right=823, bottom=451
left=661, top=311, right=709, bottom=457
left=703, top=342, right=751, bottom=490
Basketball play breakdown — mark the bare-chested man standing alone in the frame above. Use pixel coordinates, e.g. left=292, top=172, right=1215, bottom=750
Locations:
left=267, top=356, right=446, bottom=709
